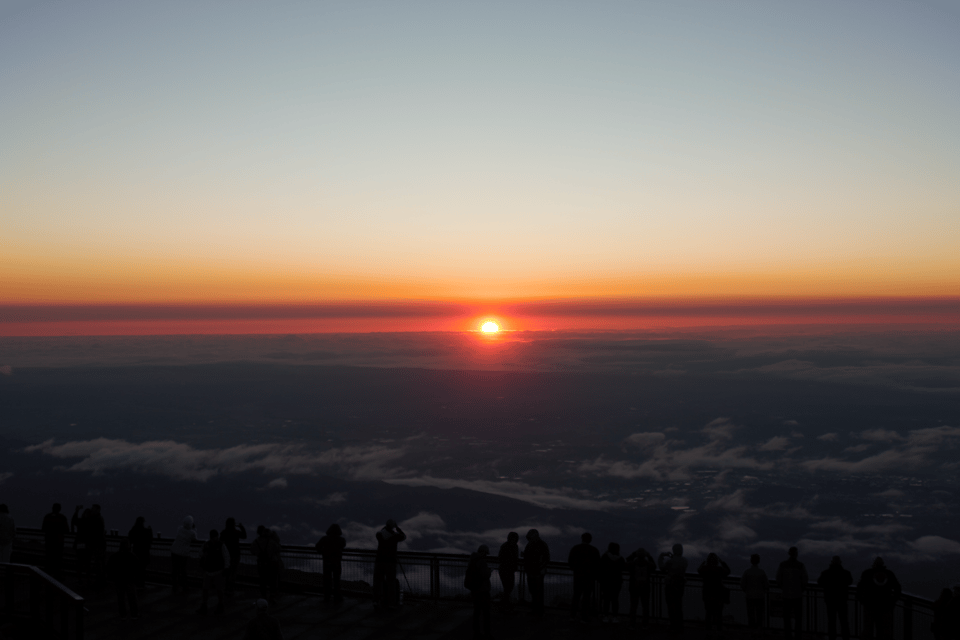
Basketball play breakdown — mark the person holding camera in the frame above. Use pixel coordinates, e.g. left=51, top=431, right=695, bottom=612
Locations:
left=374, top=518, right=406, bottom=609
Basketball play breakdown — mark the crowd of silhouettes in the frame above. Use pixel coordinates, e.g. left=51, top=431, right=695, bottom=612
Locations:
left=4, top=503, right=960, bottom=640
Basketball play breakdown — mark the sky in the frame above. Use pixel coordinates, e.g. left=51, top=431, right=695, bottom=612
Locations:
left=2, top=0, right=959, bottom=333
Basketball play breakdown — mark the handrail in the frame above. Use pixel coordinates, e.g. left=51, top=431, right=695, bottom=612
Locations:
left=0, top=562, right=85, bottom=640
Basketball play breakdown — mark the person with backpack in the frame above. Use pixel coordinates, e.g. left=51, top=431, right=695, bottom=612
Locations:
left=818, top=556, right=853, bottom=640
left=699, top=552, right=731, bottom=638
left=741, top=554, right=769, bottom=634
left=568, top=532, right=600, bottom=622
left=315, top=524, right=346, bottom=603
left=856, top=557, right=901, bottom=640
left=197, top=529, right=231, bottom=615
left=776, top=547, right=808, bottom=640
left=497, top=532, right=520, bottom=612
left=465, top=545, right=493, bottom=639
left=251, top=525, right=282, bottom=605
left=598, top=542, right=626, bottom=623
left=626, top=547, right=657, bottom=629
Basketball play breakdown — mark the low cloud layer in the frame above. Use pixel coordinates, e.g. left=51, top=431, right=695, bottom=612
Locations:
left=25, top=438, right=406, bottom=482
left=384, top=476, right=616, bottom=511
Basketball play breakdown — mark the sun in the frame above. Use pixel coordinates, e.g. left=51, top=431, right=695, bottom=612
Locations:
left=481, top=321, right=500, bottom=333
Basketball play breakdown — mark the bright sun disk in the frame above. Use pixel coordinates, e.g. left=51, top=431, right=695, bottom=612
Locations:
left=481, top=321, right=499, bottom=333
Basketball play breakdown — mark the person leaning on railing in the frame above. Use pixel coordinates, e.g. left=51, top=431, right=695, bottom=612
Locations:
left=497, top=532, right=520, bottom=612
left=523, top=529, right=550, bottom=619
left=626, top=546, right=656, bottom=629
left=698, top=552, right=731, bottom=638
left=658, top=543, right=688, bottom=635
left=817, top=556, right=852, bottom=640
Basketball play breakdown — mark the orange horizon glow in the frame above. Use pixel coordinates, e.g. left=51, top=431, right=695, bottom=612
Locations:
left=1, top=297, right=957, bottom=336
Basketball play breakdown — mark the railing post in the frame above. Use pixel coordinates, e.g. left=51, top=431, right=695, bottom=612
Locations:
left=430, top=556, right=439, bottom=599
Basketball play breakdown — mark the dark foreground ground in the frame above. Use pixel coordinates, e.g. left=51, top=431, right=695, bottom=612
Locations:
left=2, top=575, right=775, bottom=640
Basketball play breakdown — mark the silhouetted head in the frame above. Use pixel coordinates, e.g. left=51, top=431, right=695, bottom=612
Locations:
left=0, top=504, right=7, bottom=514
left=225, top=518, right=236, bottom=528
left=581, top=532, right=592, bottom=544
left=788, top=546, right=798, bottom=559
left=327, top=524, right=342, bottom=537
left=386, top=519, right=397, bottom=529
left=707, top=553, right=719, bottom=566
left=608, top=542, right=620, bottom=555
left=182, top=516, right=194, bottom=529
left=507, top=532, right=519, bottom=543
left=52, top=503, right=61, bottom=514
left=526, top=529, right=540, bottom=541
left=751, top=554, right=760, bottom=566
left=672, top=543, right=683, bottom=557
left=135, top=516, right=145, bottom=527
left=477, top=545, right=489, bottom=556
left=256, top=598, right=269, bottom=615
left=830, top=556, right=842, bottom=568
left=257, top=525, right=267, bottom=537
left=92, top=504, right=101, bottom=514
left=209, top=529, right=219, bottom=540
left=872, top=557, right=885, bottom=570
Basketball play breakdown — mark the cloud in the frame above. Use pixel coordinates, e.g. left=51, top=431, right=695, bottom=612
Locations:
left=759, top=436, right=790, bottom=451
left=0, top=365, right=11, bottom=376
left=25, top=438, right=406, bottom=482
left=718, top=517, right=757, bottom=541
left=908, top=536, right=960, bottom=556
left=265, top=477, right=288, bottom=489
left=0, top=472, right=12, bottom=484
left=384, top=476, right=616, bottom=511
left=703, top=418, right=738, bottom=440
left=860, top=429, right=903, bottom=442
left=623, top=432, right=667, bottom=449
left=817, top=433, right=839, bottom=442
left=316, top=492, right=348, bottom=506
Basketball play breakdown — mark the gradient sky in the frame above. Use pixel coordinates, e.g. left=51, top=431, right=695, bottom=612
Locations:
left=2, top=1, right=959, bottom=319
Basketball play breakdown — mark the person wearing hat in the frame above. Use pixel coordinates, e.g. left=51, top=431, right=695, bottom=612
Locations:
left=243, top=599, right=283, bottom=640
left=466, top=545, right=493, bottom=639
left=818, top=556, right=853, bottom=640
left=523, top=529, right=550, bottom=618
left=856, top=557, right=901, bottom=640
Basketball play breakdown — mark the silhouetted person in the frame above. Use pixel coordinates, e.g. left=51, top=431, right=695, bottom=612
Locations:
left=197, top=529, right=230, bottom=615
left=741, top=553, right=769, bottom=633
left=244, top=598, right=284, bottom=640
left=221, top=517, right=247, bottom=595
left=699, top=552, right=731, bottom=637
left=373, top=519, right=406, bottom=609
left=107, top=539, right=140, bottom=619
left=523, top=529, right=550, bottom=618
left=0, top=504, right=14, bottom=563
left=626, top=547, right=656, bottom=629
left=128, top=516, right=153, bottom=588
left=315, top=523, right=346, bottom=603
left=171, top=516, right=197, bottom=592
left=931, top=588, right=952, bottom=640
left=497, top=532, right=520, bottom=611
left=856, top=557, right=901, bottom=640
left=599, top=542, right=626, bottom=623
left=87, top=504, right=107, bottom=584
left=818, top=556, right=852, bottom=640
left=776, top=546, right=808, bottom=640
left=41, top=503, right=69, bottom=578
left=659, top=543, right=688, bottom=635
left=945, top=585, right=960, bottom=640
left=568, top=532, right=600, bottom=621
left=466, top=544, right=492, bottom=639
left=252, top=525, right=282, bottom=604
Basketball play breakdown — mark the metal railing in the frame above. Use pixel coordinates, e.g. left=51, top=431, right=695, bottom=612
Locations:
left=0, top=562, right=85, bottom=640
left=10, top=528, right=935, bottom=640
